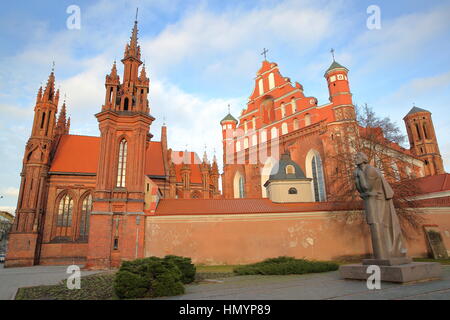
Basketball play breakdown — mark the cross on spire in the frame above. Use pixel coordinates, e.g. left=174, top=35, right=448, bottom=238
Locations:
left=227, top=104, right=231, bottom=114
left=51, top=61, right=55, bottom=72
left=330, top=48, right=335, bottom=61
left=135, top=7, right=139, bottom=22
left=261, top=48, right=269, bottom=61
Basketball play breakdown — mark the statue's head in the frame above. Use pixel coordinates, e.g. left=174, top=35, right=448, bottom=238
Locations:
left=355, top=152, right=369, bottom=165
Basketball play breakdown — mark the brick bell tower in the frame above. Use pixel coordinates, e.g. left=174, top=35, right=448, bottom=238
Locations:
left=403, top=106, right=444, bottom=176
left=6, top=71, right=60, bottom=267
left=86, top=17, right=154, bottom=269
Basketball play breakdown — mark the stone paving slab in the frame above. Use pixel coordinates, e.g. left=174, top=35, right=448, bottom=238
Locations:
left=0, top=264, right=100, bottom=300
left=160, top=266, right=450, bottom=300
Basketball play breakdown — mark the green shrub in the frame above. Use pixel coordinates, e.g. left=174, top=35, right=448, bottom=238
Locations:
left=164, top=255, right=196, bottom=284
left=233, top=256, right=339, bottom=276
left=114, top=257, right=185, bottom=299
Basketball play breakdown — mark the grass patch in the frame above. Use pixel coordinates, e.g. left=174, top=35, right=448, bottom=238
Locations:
left=233, top=256, right=339, bottom=276
left=15, top=272, right=117, bottom=300
left=195, top=265, right=238, bottom=273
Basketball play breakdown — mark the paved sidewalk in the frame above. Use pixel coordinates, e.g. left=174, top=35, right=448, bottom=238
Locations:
left=1, top=264, right=449, bottom=300
left=0, top=264, right=100, bottom=300
left=160, top=266, right=450, bottom=300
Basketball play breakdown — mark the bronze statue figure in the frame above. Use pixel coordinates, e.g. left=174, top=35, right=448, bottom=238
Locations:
left=354, top=152, right=407, bottom=260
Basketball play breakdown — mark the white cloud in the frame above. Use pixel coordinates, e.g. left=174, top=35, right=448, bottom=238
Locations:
left=0, top=187, right=19, bottom=197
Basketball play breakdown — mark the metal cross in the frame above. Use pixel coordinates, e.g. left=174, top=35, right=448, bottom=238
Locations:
left=330, top=48, right=335, bottom=61
left=135, top=8, right=139, bottom=21
left=228, top=104, right=231, bottom=113
left=261, top=48, right=269, bottom=60
left=52, top=61, right=55, bottom=72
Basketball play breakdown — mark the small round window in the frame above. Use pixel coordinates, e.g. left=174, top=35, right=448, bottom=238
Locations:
left=288, top=187, right=298, bottom=194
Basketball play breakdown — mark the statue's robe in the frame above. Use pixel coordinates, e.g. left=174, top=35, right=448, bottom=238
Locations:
left=355, top=164, right=406, bottom=258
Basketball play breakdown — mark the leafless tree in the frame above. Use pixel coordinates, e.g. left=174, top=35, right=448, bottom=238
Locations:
left=326, top=104, right=424, bottom=236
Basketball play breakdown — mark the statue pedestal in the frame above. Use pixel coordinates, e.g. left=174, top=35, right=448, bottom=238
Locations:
left=339, top=261, right=441, bottom=283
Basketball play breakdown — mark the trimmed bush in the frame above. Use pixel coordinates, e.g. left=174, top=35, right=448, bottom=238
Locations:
left=233, top=256, right=339, bottom=276
left=164, top=255, right=196, bottom=284
left=114, top=257, right=185, bottom=299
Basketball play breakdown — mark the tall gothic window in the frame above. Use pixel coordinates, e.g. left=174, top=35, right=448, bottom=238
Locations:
left=311, top=154, right=326, bottom=202
left=116, top=139, right=127, bottom=187
left=57, top=194, right=73, bottom=227
left=79, top=194, right=92, bottom=239
left=239, top=176, right=245, bottom=198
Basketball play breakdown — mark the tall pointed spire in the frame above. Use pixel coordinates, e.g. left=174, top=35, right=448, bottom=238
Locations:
left=124, top=9, right=141, bottom=61
left=57, top=99, right=67, bottom=127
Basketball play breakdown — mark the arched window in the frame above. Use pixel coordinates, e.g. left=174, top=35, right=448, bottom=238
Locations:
left=40, top=112, right=46, bottom=129
left=244, top=120, right=248, bottom=133
left=124, top=98, right=129, bottom=111
left=391, top=162, right=400, bottom=181
left=258, top=79, right=264, bottom=95
left=244, top=137, right=249, bottom=149
left=79, top=194, right=92, bottom=239
left=233, top=171, right=246, bottom=198
left=291, top=98, right=296, bottom=113
left=281, top=104, right=286, bottom=118
left=306, top=150, right=326, bottom=202
left=285, top=165, right=295, bottom=174
left=281, top=122, right=288, bottom=135
left=305, top=113, right=311, bottom=126
left=252, top=117, right=256, bottom=129
left=57, top=194, right=73, bottom=227
left=293, top=118, right=299, bottom=130
left=239, top=176, right=245, bottom=198
left=271, top=127, right=278, bottom=140
left=423, top=123, right=429, bottom=139
left=268, top=73, right=275, bottom=90
left=116, top=139, right=127, bottom=187
left=288, top=187, right=298, bottom=194
left=252, top=134, right=257, bottom=146
left=415, top=123, right=421, bottom=139
left=236, top=141, right=241, bottom=152
left=261, top=130, right=267, bottom=143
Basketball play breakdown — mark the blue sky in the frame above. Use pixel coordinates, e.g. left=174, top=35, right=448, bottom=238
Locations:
left=1, top=0, right=449, bottom=212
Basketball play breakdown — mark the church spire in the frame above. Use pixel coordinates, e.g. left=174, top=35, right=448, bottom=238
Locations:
left=123, top=9, right=141, bottom=61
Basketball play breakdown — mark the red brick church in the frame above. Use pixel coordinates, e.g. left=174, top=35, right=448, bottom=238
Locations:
left=5, top=20, right=449, bottom=268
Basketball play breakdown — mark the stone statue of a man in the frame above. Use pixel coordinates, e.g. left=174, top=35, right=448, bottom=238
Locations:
left=354, top=152, right=407, bottom=260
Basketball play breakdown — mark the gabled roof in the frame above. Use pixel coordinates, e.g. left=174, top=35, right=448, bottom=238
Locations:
left=49, top=134, right=166, bottom=176
left=50, top=135, right=100, bottom=174
left=412, top=173, right=450, bottom=195
left=405, top=106, right=430, bottom=116
left=172, top=151, right=203, bottom=184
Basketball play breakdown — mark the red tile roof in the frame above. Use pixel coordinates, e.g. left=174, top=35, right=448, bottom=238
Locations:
left=50, top=135, right=100, bottom=174
left=145, top=141, right=166, bottom=176
left=154, top=198, right=356, bottom=216
left=50, top=134, right=166, bottom=176
left=412, top=173, right=450, bottom=194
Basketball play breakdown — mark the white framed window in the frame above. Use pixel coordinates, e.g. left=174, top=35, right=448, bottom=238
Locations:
left=281, top=104, right=286, bottom=118
left=252, top=117, right=256, bottom=129
left=261, top=130, right=267, bottom=143
left=271, top=127, right=278, bottom=139
left=244, top=120, right=248, bottom=133
left=258, top=79, right=264, bottom=95
left=268, top=72, right=275, bottom=90
left=330, top=75, right=336, bottom=82
left=116, top=139, right=127, bottom=187
left=244, top=137, right=249, bottom=149
left=305, top=113, right=311, bottom=126
left=281, top=122, right=288, bottom=135
left=252, top=134, right=257, bottom=146
left=236, top=141, right=241, bottom=152
left=291, top=98, right=296, bottom=113
left=293, top=118, right=299, bottom=130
